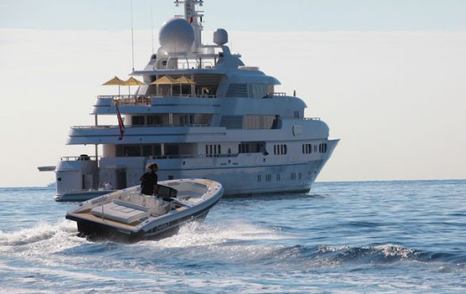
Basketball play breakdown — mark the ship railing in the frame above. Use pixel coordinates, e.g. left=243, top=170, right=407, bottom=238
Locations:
left=146, top=153, right=240, bottom=160
left=151, top=94, right=217, bottom=99
left=60, top=155, right=100, bottom=162
left=303, top=117, right=321, bottom=121
left=72, top=124, right=211, bottom=129
left=97, top=94, right=217, bottom=105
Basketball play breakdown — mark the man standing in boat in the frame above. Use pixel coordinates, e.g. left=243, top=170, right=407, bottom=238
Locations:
left=140, top=163, right=159, bottom=196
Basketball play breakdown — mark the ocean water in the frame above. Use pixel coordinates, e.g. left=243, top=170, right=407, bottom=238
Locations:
left=0, top=180, right=465, bottom=293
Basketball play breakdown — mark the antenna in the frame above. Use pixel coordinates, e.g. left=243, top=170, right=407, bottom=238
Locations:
left=150, top=3, right=154, bottom=54
left=174, top=0, right=204, bottom=48
left=130, top=0, right=135, bottom=71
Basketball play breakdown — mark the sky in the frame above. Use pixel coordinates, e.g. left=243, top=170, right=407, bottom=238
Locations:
left=1, top=0, right=466, bottom=186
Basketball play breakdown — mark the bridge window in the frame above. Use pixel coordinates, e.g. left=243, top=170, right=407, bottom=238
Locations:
left=226, top=84, right=248, bottom=97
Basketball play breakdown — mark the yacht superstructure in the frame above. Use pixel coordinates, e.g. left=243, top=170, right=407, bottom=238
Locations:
left=46, top=0, right=339, bottom=200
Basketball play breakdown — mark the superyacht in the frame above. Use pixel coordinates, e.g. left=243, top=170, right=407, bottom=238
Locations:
left=41, top=0, right=339, bottom=201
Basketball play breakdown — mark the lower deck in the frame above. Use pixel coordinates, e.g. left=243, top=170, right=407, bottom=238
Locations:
left=55, top=140, right=338, bottom=198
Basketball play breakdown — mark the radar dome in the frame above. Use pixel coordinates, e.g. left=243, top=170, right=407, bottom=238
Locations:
left=213, top=29, right=228, bottom=46
left=159, top=18, right=195, bottom=54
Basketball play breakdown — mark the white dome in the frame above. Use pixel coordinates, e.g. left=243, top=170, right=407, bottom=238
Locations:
left=213, top=29, right=228, bottom=46
left=159, top=18, right=195, bottom=54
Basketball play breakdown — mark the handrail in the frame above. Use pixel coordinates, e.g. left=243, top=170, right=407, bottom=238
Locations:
left=148, top=153, right=239, bottom=160
left=72, top=124, right=211, bottom=129
left=60, top=154, right=240, bottom=162
left=60, top=155, right=99, bottom=161
left=97, top=94, right=217, bottom=102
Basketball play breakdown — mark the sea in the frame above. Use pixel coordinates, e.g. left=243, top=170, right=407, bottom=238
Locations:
left=0, top=180, right=465, bottom=293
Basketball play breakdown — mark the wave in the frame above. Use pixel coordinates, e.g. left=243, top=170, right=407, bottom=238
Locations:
left=262, top=243, right=466, bottom=267
left=0, top=220, right=82, bottom=256
left=1, top=220, right=465, bottom=272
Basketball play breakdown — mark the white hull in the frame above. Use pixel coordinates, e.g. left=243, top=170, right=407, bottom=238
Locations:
left=56, top=140, right=337, bottom=201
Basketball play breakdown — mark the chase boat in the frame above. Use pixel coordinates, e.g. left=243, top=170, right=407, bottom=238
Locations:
left=66, top=178, right=223, bottom=241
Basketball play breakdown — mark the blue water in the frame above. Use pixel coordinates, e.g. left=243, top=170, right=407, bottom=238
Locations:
left=1, top=180, right=465, bottom=293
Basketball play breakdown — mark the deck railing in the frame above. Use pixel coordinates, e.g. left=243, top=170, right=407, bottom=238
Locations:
left=60, top=155, right=99, bottom=161
left=98, top=94, right=217, bottom=105
left=60, top=153, right=243, bottom=162
left=72, top=124, right=211, bottom=129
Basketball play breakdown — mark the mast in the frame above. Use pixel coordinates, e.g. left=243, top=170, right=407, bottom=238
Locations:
left=175, top=0, right=204, bottom=49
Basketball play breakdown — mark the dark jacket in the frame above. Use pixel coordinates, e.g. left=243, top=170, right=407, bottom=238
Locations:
left=140, top=171, right=158, bottom=195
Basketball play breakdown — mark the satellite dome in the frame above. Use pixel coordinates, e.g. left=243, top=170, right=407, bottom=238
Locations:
left=213, top=29, right=228, bottom=46
left=159, top=18, right=195, bottom=54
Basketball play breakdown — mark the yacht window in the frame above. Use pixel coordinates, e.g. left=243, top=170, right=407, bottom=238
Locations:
left=226, top=84, right=248, bottom=97
left=132, top=116, right=145, bottom=125
left=220, top=116, right=243, bottom=129
left=116, top=144, right=162, bottom=157
left=239, top=142, right=263, bottom=153
left=302, top=144, right=312, bottom=154
left=248, top=83, right=268, bottom=98
left=147, top=115, right=164, bottom=126
left=123, top=145, right=141, bottom=157
left=206, top=144, right=222, bottom=157
left=142, top=145, right=152, bottom=157
left=274, top=144, right=287, bottom=155
left=165, top=144, right=180, bottom=156
left=153, top=144, right=162, bottom=156
left=243, top=115, right=275, bottom=129
left=319, top=143, right=328, bottom=153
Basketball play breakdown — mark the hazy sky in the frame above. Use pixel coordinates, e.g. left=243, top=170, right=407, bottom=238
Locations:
left=1, top=0, right=466, bottom=186
left=2, top=0, right=466, bottom=31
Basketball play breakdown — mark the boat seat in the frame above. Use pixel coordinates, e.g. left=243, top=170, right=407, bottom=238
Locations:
left=91, top=200, right=150, bottom=224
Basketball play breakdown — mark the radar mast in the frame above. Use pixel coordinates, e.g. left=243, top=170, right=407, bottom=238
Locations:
left=175, top=0, right=204, bottom=49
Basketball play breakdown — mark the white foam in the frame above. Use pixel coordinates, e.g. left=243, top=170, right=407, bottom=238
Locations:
left=133, top=220, right=288, bottom=261
left=0, top=220, right=83, bottom=259
left=373, top=244, right=415, bottom=258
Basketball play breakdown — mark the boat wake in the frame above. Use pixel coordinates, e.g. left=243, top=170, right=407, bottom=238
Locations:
left=1, top=220, right=465, bottom=272
left=0, top=221, right=82, bottom=254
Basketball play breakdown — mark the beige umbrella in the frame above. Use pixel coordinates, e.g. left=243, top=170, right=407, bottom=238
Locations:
left=150, top=76, right=177, bottom=85
left=124, top=77, right=145, bottom=96
left=150, top=76, right=177, bottom=96
left=102, top=76, right=126, bottom=96
left=175, top=76, right=195, bottom=85
left=175, top=76, right=195, bottom=96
